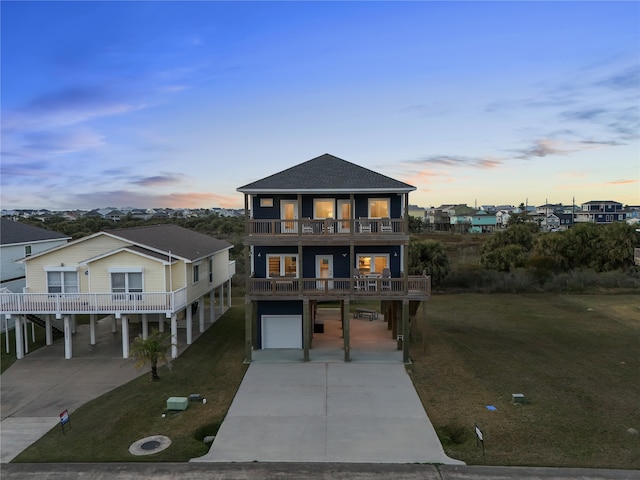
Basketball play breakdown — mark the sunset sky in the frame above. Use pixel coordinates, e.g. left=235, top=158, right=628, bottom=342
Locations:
left=1, top=1, right=638, bottom=211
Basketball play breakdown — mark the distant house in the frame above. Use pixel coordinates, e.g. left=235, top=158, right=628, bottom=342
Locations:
left=469, top=210, right=496, bottom=233
left=576, top=200, right=625, bottom=224
left=0, top=219, right=70, bottom=293
left=0, top=224, right=235, bottom=360
left=542, top=213, right=573, bottom=231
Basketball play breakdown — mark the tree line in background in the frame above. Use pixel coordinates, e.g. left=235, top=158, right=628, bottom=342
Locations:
left=15, top=213, right=640, bottom=294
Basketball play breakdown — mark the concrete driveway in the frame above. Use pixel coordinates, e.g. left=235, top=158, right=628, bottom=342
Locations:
left=192, top=362, right=463, bottom=464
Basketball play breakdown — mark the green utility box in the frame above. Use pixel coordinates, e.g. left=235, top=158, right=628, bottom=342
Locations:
left=167, top=396, right=189, bottom=411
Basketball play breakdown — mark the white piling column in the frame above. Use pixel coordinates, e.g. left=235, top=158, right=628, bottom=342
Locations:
left=111, top=315, right=117, bottom=333
left=209, top=291, right=215, bottom=323
left=71, top=314, right=77, bottom=334
left=89, top=314, right=96, bottom=345
left=170, top=314, right=178, bottom=358
left=4, top=315, right=10, bottom=354
left=31, top=321, right=36, bottom=343
left=158, top=314, right=165, bottom=332
left=45, top=316, right=53, bottom=345
left=199, top=297, right=205, bottom=333
left=186, top=305, right=193, bottom=345
left=121, top=315, right=129, bottom=358
left=14, top=317, right=23, bottom=359
left=23, top=318, right=29, bottom=354
left=218, top=285, right=224, bottom=317
left=142, top=314, right=149, bottom=339
left=63, top=315, right=72, bottom=359
left=227, top=279, right=232, bottom=309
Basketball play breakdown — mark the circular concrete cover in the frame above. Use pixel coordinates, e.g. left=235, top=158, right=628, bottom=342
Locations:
left=129, top=435, right=171, bottom=456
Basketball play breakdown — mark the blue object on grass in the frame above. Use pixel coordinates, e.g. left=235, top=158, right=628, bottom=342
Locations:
left=486, top=405, right=497, bottom=411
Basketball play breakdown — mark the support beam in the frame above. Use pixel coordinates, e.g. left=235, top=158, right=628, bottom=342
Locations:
left=303, top=299, right=310, bottom=362
left=199, top=297, right=205, bottom=333
left=209, top=291, right=215, bottom=323
left=111, top=316, right=117, bottom=334
left=186, top=304, right=193, bottom=345
left=45, top=316, right=53, bottom=346
left=71, top=314, right=77, bottom=334
left=121, top=315, right=129, bottom=359
left=227, top=279, right=232, bottom=309
left=170, top=314, right=178, bottom=358
left=4, top=315, right=10, bottom=354
left=141, top=314, right=148, bottom=340
left=158, top=314, right=165, bottom=332
left=14, top=316, right=23, bottom=360
left=343, top=299, right=350, bottom=362
left=218, top=285, right=224, bottom=317
left=402, top=299, right=410, bottom=364
left=244, top=299, right=253, bottom=363
left=23, top=319, right=29, bottom=354
left=63, top=315, right=72, bottom=359
left=89, top=315, right=97, bottom=345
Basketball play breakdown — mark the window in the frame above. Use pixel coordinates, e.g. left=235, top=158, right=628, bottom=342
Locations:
left=314, top=199, right=334, bottom=219
left=110, top=271, right=143, bottom=298
left=209, top=258, right=213, bottom=283
left=267, top=254, right=298, bottom=277
left=369, top=198, right=390, bottom=218
left=356, top=254, right=389, bottom=275
left=260, top=198, right=274, bottom=207
left=47, top=271, right=78, bottom=294
left=25, top=245, right=32, bottom=257
left=193, top=264, right=200, bottom=283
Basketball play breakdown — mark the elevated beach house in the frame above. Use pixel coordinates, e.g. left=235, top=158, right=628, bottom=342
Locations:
left=0, top=224, right=235, bottom=360
left=237, top=154, right=431, bottom=363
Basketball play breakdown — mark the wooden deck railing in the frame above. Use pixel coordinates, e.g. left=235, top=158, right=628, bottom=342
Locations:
left=248, top=276, right=430, bottom=298
left=247, top=218, right=406, bottom=236
left=0, top=288, right=188, bottom=315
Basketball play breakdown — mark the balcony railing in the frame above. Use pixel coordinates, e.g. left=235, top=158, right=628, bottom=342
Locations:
left=248, top=276, right=430, bottom=298
left=247, top=218, right=406, bottom=236
left=0, top=288, right=188, bottom=316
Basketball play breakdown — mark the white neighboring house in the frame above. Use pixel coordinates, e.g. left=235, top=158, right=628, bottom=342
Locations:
left=0, top=224, right=235, bottom=360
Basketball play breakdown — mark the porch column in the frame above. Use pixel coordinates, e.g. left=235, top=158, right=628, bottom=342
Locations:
left=244, top=298, right=252, bottom=363
left=4, top=315, right=10, bottom=354
left=402, top=299, right=410, bottom=364
left=227, top=279, right=232, bottom=309
left=209, top=291, right=215, bottom=323
left=199, top=297, right=205, bottom=333
left=63, top=315, right=72, bottom=359
left=158, top=314, right=165, bottom=332
left=111, top=315, right=117, bottom=333
left=218, top=285, right=224, bottom=317
left=186, top=304, right=193, bottom=345
left=170, top=313, right=178, bottom=358
left=343, top=299, right=350, bottom=362
left=23, top=318, right=29, bottom=354
left=71, top=314, right=77, bottom=334
left=45, top=315, right=53, bottom=346
left=121, top=315, right=129, bottom=359
left=141, top=314, right=148, bottom=340
left=14, top=316, right=24, bottom=360
left=89, top=314, right=97, bottom=346
left=303, top=299, right=310, bottom=362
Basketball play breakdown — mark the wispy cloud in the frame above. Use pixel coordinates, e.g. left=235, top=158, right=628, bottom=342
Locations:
left=607, top=179, right=637, bottom=185
left=514, top=138, right=624, bottom=160
left=130, top=173, right=186, bottom=187
left=406, top=155, right=503, bottom=169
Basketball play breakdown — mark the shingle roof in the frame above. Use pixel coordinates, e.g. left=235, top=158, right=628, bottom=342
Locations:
left=1, top=218, right=70, bottom=245
left=237, top=154, right=415, bottom=193
left=104, top=224, right=232, bottom=262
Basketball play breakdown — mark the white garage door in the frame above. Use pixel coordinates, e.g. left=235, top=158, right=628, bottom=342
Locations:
left=262, top=315, right=302, bottom=349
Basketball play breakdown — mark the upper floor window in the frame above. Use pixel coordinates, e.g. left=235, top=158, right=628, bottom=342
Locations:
left=47, top=270, right=78, bottom=294
left=267, top=254, right=298, bottom=277
left=357, top=254, right=389, bottom=275
left=25, top=245, right=32, bottom=257
left=314, top=199, right=335, bottom=219
left=111, top=271, right=143, bottom=294
left=193, top=263, right=201, bottom=283
left=209, top=258, right=213, bottom=283
left=369, top=198, right=390, bottom=218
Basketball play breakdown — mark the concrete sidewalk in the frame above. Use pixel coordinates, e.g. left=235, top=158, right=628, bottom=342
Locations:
left=192, top=362, right=463, bottom=464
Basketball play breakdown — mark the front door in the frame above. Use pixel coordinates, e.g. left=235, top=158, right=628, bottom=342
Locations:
left=280, top=200, right=298, bottom=233
left=337, top=199, right=351, bottom=233
left=316, top=255, right=334, bottom=290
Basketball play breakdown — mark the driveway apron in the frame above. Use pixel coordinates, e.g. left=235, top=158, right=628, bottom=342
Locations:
left=192, top=363, right=463, bottom=464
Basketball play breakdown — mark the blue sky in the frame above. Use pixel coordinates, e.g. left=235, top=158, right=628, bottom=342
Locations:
left=1, top=1, right=638, bottom=210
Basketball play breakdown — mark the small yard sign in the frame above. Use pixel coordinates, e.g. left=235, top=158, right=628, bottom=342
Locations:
left=60, top=409, right=70, bottom=434
left=475, top=423, right=485, bottom=456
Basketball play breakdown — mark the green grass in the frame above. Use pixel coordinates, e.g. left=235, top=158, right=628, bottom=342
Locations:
left=13, top=306, right=248, bottom=462
left=11, top=294, right=640, bottom=468
left=408, top=293, right=640, bottom=469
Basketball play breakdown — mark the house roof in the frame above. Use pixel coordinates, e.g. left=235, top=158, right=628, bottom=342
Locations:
left=1, top=218, right=70, bottom=246
left=103, top=224, right=232, bottom=262
left=237, top=153, right=415, bottom=194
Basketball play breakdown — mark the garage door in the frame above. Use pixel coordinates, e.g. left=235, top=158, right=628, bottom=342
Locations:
left=261, top=315, right=302, bottom=349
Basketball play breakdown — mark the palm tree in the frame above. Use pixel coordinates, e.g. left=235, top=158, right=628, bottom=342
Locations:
left=130, top=329, right=172, bottom=381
